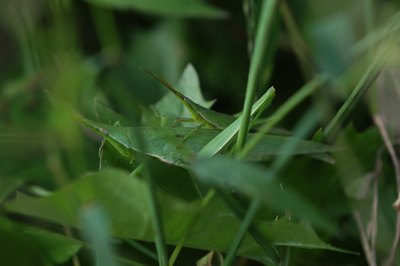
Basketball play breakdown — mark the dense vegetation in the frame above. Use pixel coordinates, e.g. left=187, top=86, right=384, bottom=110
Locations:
left=1, top=0, right=400, bottom=265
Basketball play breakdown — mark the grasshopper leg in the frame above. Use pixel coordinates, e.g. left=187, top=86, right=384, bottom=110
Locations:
left=171, top=117, right=196, bottom=127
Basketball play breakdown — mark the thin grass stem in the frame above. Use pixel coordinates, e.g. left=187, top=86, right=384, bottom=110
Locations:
left=280, top=0, right=315, bottom=78
left=124, top=239, right=158, bottom=261
left=237, top=75, right=326, bottom=160
left=142, top=164, right=169, bottom=266
left=324, top=34, right=396, bottom=138
left=168, top=189, right=216, bottom=266
left=217, top=189, right=280, bottom=265
left=222, top=198, right=262, bottom=266
left=237, top=0, right=279, bottom=151
left=130, top=163, right=144, bottom=176
left=89, top=5, right=122, bottom=58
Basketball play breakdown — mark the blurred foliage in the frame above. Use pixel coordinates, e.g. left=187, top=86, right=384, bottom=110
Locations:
left=1, top=0, right=400, bottom=265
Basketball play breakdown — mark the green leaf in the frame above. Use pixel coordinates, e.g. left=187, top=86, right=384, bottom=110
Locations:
left=95, top=99, right=138, bottom=172
left=0, top=217, right=82, bottom=265
left=4, top=169, right=355, bottom=265
left=139, top=106, right=162, bottom=127
left=83, top=0, right=228, bottom=19
left=196, top=251, right=223, bottom=266
left=78, top=118, right=343, bottom=167
left=146, top=159, right=201, bottom=201
left=191, top=157, right=336, bottom=233
left=99, top=138, right=136, bottom=172
left=334, top=125, right=383, bottom=185
left=99, top=136, right=200, bottom=201
left=154, top=63, right=215, bottom=127
left=198, top=87, right=275, bottom=158
left=94, top=98, right=133, bottom=126
left=311, top=128, right=324, bottom=143
left=80, top=205, right=119, bottom=266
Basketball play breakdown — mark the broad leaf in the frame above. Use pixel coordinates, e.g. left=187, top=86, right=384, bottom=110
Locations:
left=78, top=118, right=343, bottom=167
left=192, top=157, right=336, bottom=232
left=4, top=169, right=354, bottom=265
left=0, top=217, right=82, bottom=265
left=99, top=137, right=136, bottom=172
left=80, top=205, right=119, bottom=266
left=97, top=126, right=200, bottom=201
left=94, top=98, right=133, bottom=126
left=154, top=64, right=215, bottom=127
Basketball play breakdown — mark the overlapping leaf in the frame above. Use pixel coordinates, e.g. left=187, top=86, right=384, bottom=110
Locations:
left=4, top=169, right=354, bottom=265
left=79, top=117, right=343, bottom=167
left=192, top=157, right=336, bottom=232
left=0, top=217, right=82, bottom=265
left=153, top=63, right=215, bottom=127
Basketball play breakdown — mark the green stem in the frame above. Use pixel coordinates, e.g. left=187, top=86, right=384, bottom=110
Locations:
left=217, top=189, right=280, bottom=265
left=237, top=75, right=326, bottom=160
left=280, top=0, right=315, bottom=78
left=278, top=247, right=291, bottom=266
left=237, top=0, right=279, bottom=151
left=89, top=5, right=122, bottom=58
left=168, top=189, right=216, bottom=266
left=130, top=163, right=144, bottom=176
left=364, top=0, right=375, bottom=35
left=271, top=106, right=320, bottom=171
left=124, top=239, right=158, bottom=261
left=222, top=198, right=262, bottom=266
left=324, top=35, right=394, bottom=138
left=364, top=0, right=378, bottom=115
left=139, top=156, right=168, bottom=266
left=145, top=175, right=169, bottom=266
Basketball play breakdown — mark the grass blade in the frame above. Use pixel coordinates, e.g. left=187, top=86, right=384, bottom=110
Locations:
left=80, top=205, right=119, bottom=266
left=124, top=239, right=158, bottom=261
left=271, top=105, right=321, bottom=171
left=141, top=157, right=169, bottom=266
left=237, top=0, right=279, bottom=151
left=237, top=75, right=327, bottom=160
left=324, top=34, right=396, bottom=138
left=198, top=87, right=275, bottom=158
left=280, top=1, right=315, bottom=78
left=222, top=198, right=262, bottom=266
left=168, top=189, right=216, bottom=266
left=216, top=189, right=280, bottom=265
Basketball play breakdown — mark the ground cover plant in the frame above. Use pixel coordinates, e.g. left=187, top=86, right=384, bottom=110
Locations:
left=1, top=0, right=400, bottom=265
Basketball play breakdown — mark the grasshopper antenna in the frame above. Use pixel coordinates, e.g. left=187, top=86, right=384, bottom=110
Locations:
left=139, top=67, right=182, bottom=97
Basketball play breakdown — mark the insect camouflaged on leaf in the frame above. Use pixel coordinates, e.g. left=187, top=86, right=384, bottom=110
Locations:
left=140, top=67, right=241, bottom=144
left=140, top=67, right=237, bottom=128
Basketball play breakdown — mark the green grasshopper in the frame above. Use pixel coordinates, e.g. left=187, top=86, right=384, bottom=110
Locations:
left=140, top=67, right=271, bottom=144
